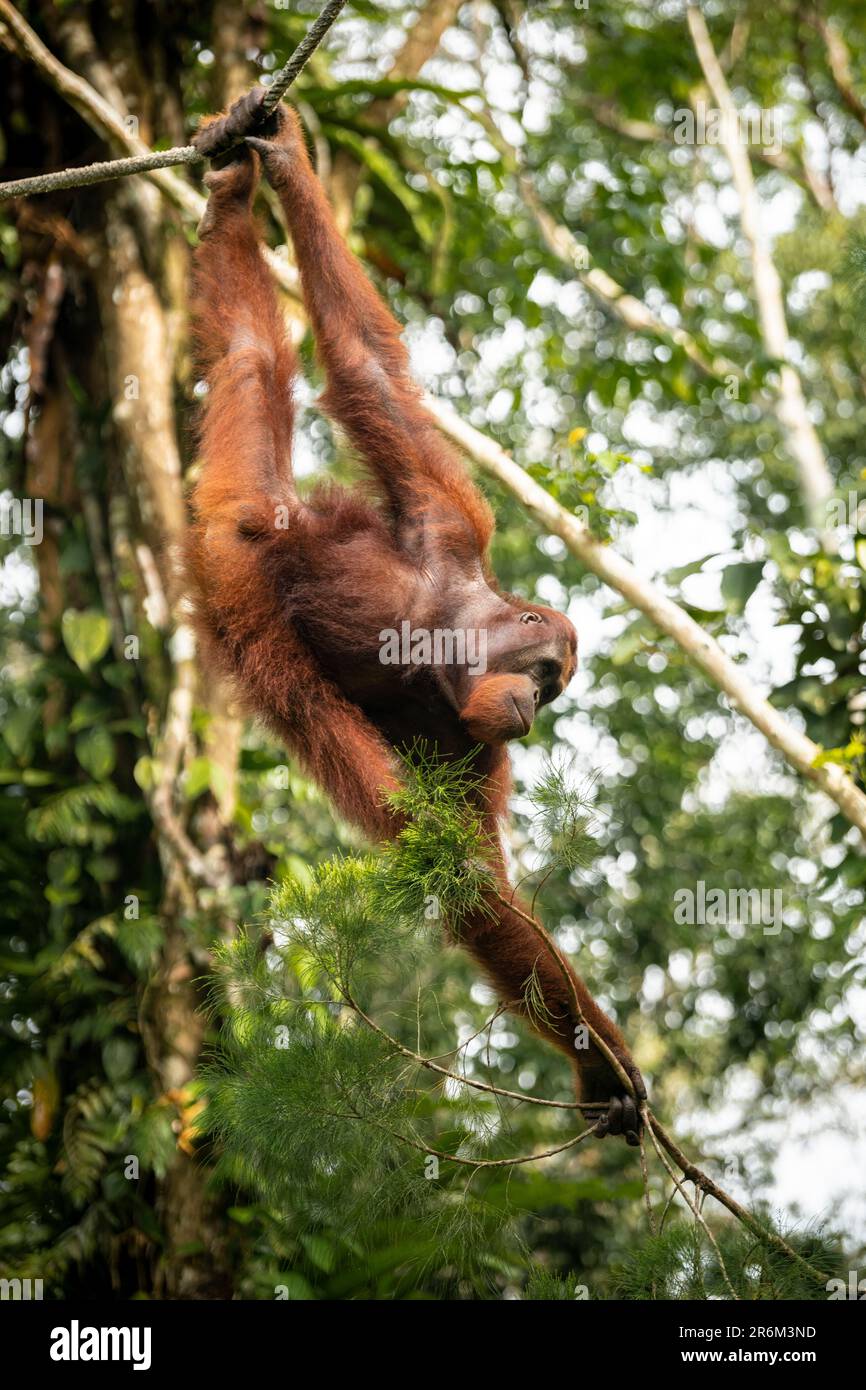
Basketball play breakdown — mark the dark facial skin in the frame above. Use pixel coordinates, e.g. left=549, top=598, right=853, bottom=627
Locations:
left=448, top=603, right=578, bottom=740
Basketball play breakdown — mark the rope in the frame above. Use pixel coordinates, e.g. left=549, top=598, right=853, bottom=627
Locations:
left=0, top=0, right=348, bottom=202
left=260, top=0, right=347, bottom=114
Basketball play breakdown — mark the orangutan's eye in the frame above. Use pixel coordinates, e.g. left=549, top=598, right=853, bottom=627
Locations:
left=519, top=611, right=543, bottom=624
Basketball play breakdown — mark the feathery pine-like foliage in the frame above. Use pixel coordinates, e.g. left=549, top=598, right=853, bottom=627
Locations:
left=208, top=764, right=488, bottom=1268
left=524, top=1219, right=841, bottom=1301
left=203, top=750, right=603, bottom=1286
left=611, top=1220, right=841, bottom=1301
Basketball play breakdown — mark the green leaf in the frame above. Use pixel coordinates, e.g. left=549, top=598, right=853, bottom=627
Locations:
left=720, top=561, right=764, bottom=613
left=184, top=756, right=212, bottom=801
left=182, top=754, right=233, bottom=808
left=47, top=849, right=81, bottom=887
left=61, top=608, right=112, bottom=673
left=75, top=727, right=116, bottom=780
left=45, top=721, right=69, bottom=759
left=226, top=1206, right=257, bottom=1225
left=86, top=854, right=119, bottom=883
left=665, top=552, right=719, bottom=585
left=133, top=756, right=157, bottom=793
left=27, top=783, right=141, bottom=844
left=300, top=1233, right=337, bottom=1273
left=117, top=916, right=163, bottom=974
left=70, top=695, right=109, bottom=733
left=0, top=767, right=55, bottom=786
left=273, top=1272, right=316, bottom=1300
left=2, top=705, right=36, bottom=760
left=102, top=1036, right=137, bottom=1082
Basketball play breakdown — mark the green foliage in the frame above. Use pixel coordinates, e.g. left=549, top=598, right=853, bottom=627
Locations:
left=201, top=751, right=623, bottom=1287
left=612, top=1219, right=840, bottom=1302
left=204, top=928, right=525, bottom=1291
left=841, top=232, right=866, bottom=325
left=528, top=433, right=638, bottom=539
left=60, top=608, right=112, bottom=674
left=525, top=1218, right=841, bottom=1301
left=529, top=759, right=597, bottom=873
left=524, top=1268, right=587, bottom=1300
left=377, top=744, right=495, bottom=925
left=26, top=782, right=142, bottom=846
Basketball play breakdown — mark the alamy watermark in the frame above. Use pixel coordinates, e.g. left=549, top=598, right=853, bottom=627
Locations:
left=0, top=495, right=43, bottom=545
left=49, top=1321, right=151, bottom=1370
left=672, top=101, right=782, bottom=148
left=674, top=881, right=783, bottom=934
left=379, top=621, right=488, bottom=674
left=827, top=1271, right=866, bottom=1300
left=826, top=491, right=866, bottom=532
left=1, top=1276, right=43, bottom=1299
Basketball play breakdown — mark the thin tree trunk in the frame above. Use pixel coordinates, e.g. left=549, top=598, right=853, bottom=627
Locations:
left=687, top=4, right=834, bottom=526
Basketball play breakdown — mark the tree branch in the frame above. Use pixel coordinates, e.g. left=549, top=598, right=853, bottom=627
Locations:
left=149, top=630, right=229, bottom=893
left=340, top=963, right=827, bottom=1282
left=338, top=990, right=596, bottom=1110
left=809, top=11, right=866, bottom=132
left=427, top=395, right=866, bottom=840
left=0, top=0, right=201, bottom=213
left=645, top=1117, right=739, bottom=1298
left=647, top=1110, right=827, bottom=1286
left=686, top=4, right=834, bottom=525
